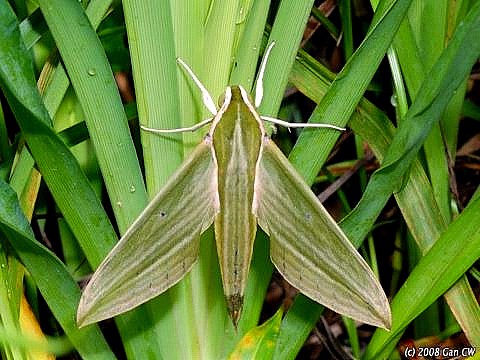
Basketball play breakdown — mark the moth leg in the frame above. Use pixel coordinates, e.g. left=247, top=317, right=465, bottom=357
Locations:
left=260, top=116, right=345, bottom=131
left=141, top=117, right=213, bottom=134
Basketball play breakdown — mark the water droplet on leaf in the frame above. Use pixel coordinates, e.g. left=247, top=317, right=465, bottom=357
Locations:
left=390, top=94, right=398, bottom=107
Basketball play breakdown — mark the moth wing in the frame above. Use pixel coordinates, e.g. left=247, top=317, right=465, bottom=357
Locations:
left=254, top=139, right=391, bottom=329
left=77, top=141, right=218, bottom=326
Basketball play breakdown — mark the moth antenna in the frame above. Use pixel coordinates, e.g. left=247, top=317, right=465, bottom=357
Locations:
left=261, top=116, right=346, bottom=131
left=254, top=41, right=275, bottom=108
left=177, top=58, right=218, bottom=116
left=141, top=117, right=214, bottom=134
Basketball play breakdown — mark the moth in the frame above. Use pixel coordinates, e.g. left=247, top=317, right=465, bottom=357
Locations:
left=77, top=42, right=391, bottom=329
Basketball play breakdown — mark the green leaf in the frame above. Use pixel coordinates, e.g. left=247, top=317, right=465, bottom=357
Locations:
left=228, top=308, right=283, bottom=360
left=0, top=0, right=115, bottom=285
left=37, top=0, right=148, bottom=233
left=0, top=178, right=114, bottom=359
left=0, top=1, right=162, bottom=357
left=288, top=0, right=413, bottom=184
left=340, top=0, right=480, bottom=247
left=364, top=195, right=480, bottom=359
left=123, top=0, right=183, bottom=191
left=258, top=0, right=315, bottom=117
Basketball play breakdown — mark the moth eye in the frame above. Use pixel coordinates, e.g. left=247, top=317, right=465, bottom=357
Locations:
left=159, top=211, right=167, bottom=218
left=217, top=93, right=226, bottom=107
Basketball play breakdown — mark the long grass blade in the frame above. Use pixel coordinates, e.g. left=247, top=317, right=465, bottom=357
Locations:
left=258, top=0, right=315, bottom=117
left=172, top=2, right=227, bottom=358
left=363, top=195, right=480, bottom=359
left=340, top=0, right=480, bottom=255
left=389, top=0, right=479, bottom=345
left=37, top=0, right=148, bottom=232
left=0, top=1, right=163, bottom=357
left=287, top=0, right=412, bottom=183
left=0, top=179, right=114, bottom=359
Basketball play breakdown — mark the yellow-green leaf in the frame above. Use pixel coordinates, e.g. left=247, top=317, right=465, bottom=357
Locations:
left=228, top=308, right=283, bottom=360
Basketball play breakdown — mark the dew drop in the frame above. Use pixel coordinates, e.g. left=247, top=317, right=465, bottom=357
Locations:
left=0, top=263, right=5, bottom=269
left=87, top=68, right=96, bottom=76
left=129, top=185, right=136, bottom=193
left=390, top=94, right=398, bottom=107
left=116, top=201, right=122, bottom=208
left=236, top=6, right=245, bottom=24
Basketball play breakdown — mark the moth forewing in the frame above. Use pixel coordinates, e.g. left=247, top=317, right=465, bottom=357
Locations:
left=254, top=138, right=391, bottom=329
left=76, top=140, right=218, bottom=327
